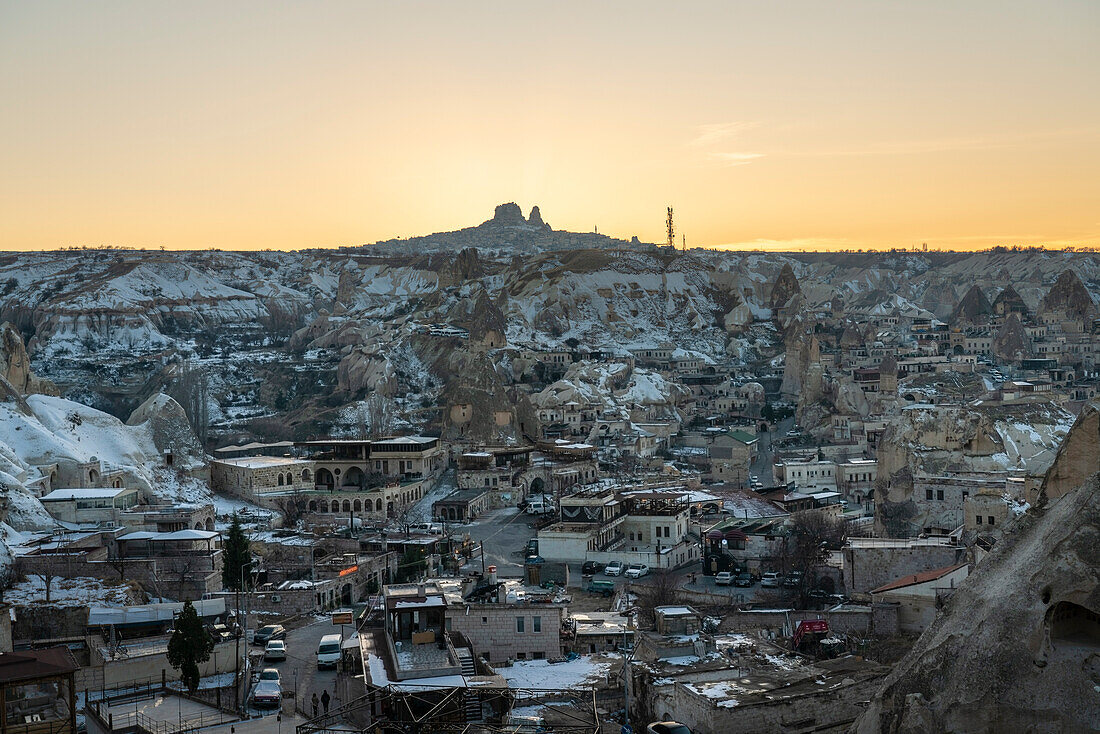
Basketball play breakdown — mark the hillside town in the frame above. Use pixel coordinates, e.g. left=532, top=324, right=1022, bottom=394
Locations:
left=0, top=235, right=1097, bottom=733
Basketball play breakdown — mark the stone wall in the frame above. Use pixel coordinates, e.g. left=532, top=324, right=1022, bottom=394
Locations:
left=644, top=672, right=882, bottom=734
left=844, top=543, right=965, bottom=595
left=449, top=604, right=563, bottom=663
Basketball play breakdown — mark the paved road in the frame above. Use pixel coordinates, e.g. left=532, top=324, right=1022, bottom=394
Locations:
left=461, top=506, right=532, bottom=574
left=751, top=415, right=795, bottom=481
left=245, top=619, right=342, bottom=718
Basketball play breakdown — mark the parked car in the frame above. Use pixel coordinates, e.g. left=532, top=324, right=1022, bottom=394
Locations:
left=253, top=624, right=286, bottom=646
left=782, top=571, right=804, bottom=589
left=250, top=669, right=282, bottom=708
left=588, top=579, right=616, bottom=597
left=581, top=560, right=605, bottom=576
left=263, top=640, right=287, bottom=662
left=604, top=561, right=624, bottom=576
left=734, top=572, right=753, bottom=587
left=714, top=571, right=733, bottom=586
left=647, top=723, right=692, bottom=734
left=761, top=572, right=781, bottom=588
left=624, top=563, right=650, bottom=579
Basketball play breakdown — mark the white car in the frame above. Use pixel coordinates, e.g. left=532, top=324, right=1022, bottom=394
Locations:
left=714, top=571, right=733, bottom=586
left=761, top=572, right=781, bottom=588
left=604, top=561, right=624, bottom=576
left=263, top=639, right=287, bottom=662
left=624, top=563, right=650, bottom=579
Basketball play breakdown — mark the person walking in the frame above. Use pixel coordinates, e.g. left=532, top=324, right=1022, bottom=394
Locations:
left=321, top=689, right=331, bottom=714
left=311, top=692, right=319, bottom=717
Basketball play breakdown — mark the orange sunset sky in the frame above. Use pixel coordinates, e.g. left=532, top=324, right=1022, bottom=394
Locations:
left=1, top=1, right=1098, bottom=252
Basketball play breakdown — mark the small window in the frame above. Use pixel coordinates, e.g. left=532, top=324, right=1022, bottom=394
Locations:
left=516, top=617, right=525, bottom=633
left=533, top=616, right=542, bottom=633
left=516, top=652, right=526, bottom=660
left=976, top=516, right=983, bottom=525
left=937, top=490, right=945, bottom=501
left=482, top=617, right=487, bottom=625
left=988, top=516, right=995, bottom=526
left=533, top=651, right=545, bottom=660
left=925, top=489, right=933, bottom=500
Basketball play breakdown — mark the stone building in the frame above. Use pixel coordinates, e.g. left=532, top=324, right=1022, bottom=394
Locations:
left=209, top=456, right=315, bottom=501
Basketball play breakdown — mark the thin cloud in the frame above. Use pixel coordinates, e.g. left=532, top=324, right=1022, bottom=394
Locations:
left=708, top=152, right=765, bottom=166
left=690, top=121, right=760, bottom=147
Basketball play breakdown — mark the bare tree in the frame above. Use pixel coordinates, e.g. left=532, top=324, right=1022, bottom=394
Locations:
left=27, top=555, right=69, bottom=604
left=781, top=510, right=847, bottom=603
left=358, top=392, right=396, bottom=439
left=634, top=568, right=682, bottom=629
left=169, top=361, right=210, bottom=447
left=171, top=556, right=199, bottom=600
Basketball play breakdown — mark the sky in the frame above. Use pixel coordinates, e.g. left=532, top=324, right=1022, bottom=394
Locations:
left=1, top=1, right=1098, bottom=252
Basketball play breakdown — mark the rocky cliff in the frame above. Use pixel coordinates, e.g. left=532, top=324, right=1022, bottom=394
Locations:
left=874, top=403, right=1073, bottom=537
left=1040, top=269, right=1095, bottom=320
left=855, top=405, right=1100, bottom=733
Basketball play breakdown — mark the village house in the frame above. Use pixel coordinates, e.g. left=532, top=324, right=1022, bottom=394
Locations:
left=870, top=563, right=970, bottom=632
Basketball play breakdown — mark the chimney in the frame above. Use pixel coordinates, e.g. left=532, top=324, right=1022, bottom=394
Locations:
left=488, top=565, right=497, bottom=585
left=497, top=586, right=507, bottom=604
left=417, top=583, right=425, bottom=597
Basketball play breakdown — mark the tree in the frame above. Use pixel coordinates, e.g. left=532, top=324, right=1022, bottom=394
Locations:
left=28, top=555, right=68, bottom=604
left=222, top=512, right=252, bottom=592
left=168, top=361, right=210, bottom=447
left=782, top=510, right=847, bottom=604
left=167, top=601, right=215, bottom=693
left=634, top=569, right=683, bottom=629
left=357, top=392, right=396, bottom=439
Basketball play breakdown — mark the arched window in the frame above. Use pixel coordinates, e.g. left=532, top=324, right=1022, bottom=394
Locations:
left=353, top=499, right=362, bottom=512
left=277, top=474, right=284, bottom=486
left=376, top=499, right=382, bottom=511
left=342, top=500, right=351, bottom=512
left=308, top=500, right=317, bottom=512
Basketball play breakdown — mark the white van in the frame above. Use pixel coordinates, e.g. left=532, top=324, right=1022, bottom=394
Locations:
left=317, top=633, right=342, bottom=670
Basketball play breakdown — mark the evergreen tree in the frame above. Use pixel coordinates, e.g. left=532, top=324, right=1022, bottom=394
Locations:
left=167, top=601, right=215, bottom=693
left=222, top=512, right=251, bottom=591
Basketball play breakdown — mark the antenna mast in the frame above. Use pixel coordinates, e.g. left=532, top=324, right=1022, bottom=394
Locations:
left=666, top=207, right=675, bottom=249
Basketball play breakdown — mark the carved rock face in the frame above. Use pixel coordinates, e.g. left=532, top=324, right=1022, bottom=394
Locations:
left=856, top=409, right=1100, bottom=734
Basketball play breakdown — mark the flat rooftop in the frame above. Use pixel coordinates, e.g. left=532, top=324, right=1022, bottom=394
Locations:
left=213, top=456, right=310, bottom=468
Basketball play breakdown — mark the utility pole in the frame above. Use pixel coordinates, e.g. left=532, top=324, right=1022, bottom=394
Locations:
left=666, top=207, right=675, bottom=249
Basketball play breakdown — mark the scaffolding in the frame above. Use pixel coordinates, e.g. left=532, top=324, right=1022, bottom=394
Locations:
left=295, top=685, right=602, bottom=734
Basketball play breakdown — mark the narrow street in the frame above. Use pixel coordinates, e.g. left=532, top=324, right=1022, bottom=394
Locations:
left=245, top=618, right=342, bottom=718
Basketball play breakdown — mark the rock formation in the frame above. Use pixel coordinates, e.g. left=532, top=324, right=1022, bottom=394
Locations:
left=855, top=404, right=1100, bottom=733
left=992, top=284, right=1029, bottom=319
left=1040, top=269, right=1095, bottom=320
left=1039, top=401, right=1100, bottom=501
left=769, top=263, right=801, bottom=310
left=126, top=393, right=206, bottom=468
left=950, top=285, right=992, bottom=324
left=483, top=202, right=527, bottom=228
left=528, top=205, right=550, bottom=230
left=0, top=323, right=56, bottom=397
left=993, top=312, right=1029, bottom=363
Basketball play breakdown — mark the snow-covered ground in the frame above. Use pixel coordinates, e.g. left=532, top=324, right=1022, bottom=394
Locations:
left=6, top=574, right=135, bottom=607
left=495, top=655, right=618, bottom=689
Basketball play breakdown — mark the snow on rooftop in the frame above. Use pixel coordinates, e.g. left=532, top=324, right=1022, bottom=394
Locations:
left=214, top=456, right=310, bottom=468
left=497, top=655, right=616, bottom=689
left=40, top=487, right=132, bottom=501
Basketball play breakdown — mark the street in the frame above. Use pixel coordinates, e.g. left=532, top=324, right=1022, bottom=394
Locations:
left=460, top=505, right=532, bottom=574
left=245, top=618, right=342, bottom=718
left=751, top=415, right=795, bottom=483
